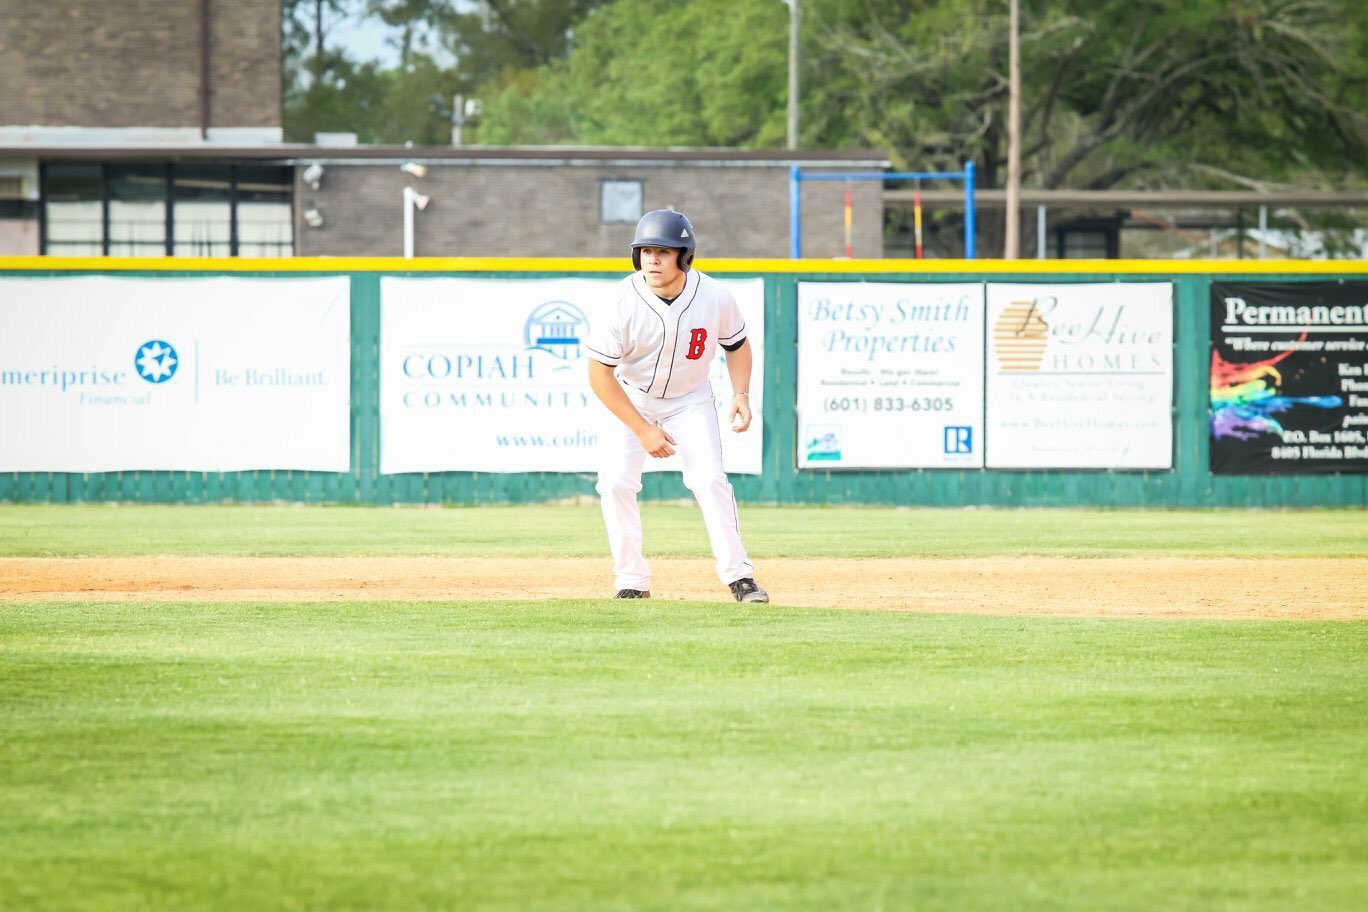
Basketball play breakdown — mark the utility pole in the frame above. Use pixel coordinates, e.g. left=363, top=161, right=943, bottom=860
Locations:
left=787, top=0, right=800, bottom=150
left=1004, top=0, right=1021, bottom=258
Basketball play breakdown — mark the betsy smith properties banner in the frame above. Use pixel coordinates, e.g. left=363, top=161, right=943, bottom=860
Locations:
left=379, top=277, right=765, bottom=474
left=1210, top=281, right=1368, bottom=474
left=985, top=283, right=1173, bottom=470
left=796, top=282, right=985, bottom=468
left=0, top=276, right=350, bottom=472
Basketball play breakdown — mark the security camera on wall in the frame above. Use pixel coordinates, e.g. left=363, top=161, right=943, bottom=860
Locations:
left=302, top=163, right=325, bottom=190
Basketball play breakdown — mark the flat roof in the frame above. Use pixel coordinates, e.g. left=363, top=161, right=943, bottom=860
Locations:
left=0, top=144, right=890, bottom=167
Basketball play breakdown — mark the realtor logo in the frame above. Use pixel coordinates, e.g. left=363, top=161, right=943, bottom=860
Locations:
left=944, top=426, right=973, bottom=454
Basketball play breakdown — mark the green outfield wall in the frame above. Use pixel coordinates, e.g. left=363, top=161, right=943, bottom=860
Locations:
left=2, top=256, right=1366, bottom=507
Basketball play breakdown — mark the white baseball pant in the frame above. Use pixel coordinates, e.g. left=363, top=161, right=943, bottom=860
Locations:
left=596, top=381, right=754, bottom=592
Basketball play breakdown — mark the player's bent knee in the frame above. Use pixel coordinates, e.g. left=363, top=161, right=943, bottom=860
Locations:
left=596, top=475, right=643, bottom=500
left=682, top=470, right=730, bottom=495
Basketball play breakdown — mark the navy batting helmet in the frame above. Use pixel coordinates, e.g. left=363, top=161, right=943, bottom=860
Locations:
left=630, top=209, right=696, bottom=272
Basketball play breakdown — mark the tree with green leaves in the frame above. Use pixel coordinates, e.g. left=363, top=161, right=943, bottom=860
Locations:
left=283, top=0, right=464, bottom=143
left=474, top=0, right=1365, bottom=187
left=477, top=0, right=790, bottom=146
left=807, top=0, right=1367, bottom=252
left=804, top=0, right=1367, bottom=188
left=441, top=0, right=612, bottom=93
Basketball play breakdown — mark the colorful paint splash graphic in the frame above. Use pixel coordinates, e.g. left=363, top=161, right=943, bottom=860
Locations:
left=1210, top=334, right=1342, bottom=440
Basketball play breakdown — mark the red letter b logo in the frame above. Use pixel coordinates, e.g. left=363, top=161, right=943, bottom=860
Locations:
left=686, top=328, right=707, bottom=360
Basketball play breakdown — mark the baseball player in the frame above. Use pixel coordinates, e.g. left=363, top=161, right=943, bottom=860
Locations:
left=586, top=209, right=769, bottom=604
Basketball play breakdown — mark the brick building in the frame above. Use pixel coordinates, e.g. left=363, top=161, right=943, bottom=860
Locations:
left=0, top=0, right=280, bottom=141
left=290, top=147, right=886, bottom=259
left=0, top=0, right=888, bottom=259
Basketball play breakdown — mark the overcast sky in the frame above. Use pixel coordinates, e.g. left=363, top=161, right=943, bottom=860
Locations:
left=331, top=16, right=400, bottom=67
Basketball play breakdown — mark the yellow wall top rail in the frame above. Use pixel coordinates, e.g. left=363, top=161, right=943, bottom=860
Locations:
left=0, top=255, right=1365, bottom=275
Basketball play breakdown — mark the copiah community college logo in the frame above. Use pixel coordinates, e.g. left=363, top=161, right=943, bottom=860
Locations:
left=134, top=340, right=178, bottom=384
left=524, top=301, right=589, bottom=366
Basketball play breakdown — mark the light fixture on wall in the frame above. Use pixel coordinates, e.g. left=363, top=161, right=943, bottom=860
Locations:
left=303, top=206, right=324, bottom=229
left=302, top=163, right=325, bottom=190
left=402, top=186, right=431, bottom=258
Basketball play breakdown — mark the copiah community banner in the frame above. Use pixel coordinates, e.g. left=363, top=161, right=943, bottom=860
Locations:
left=985, top=282, right=1174, bottom=470
left=379, top=276, right=765, bottom=474
left=796, top=282, right=985, bottom=468
left=0, top=276, right=351, bottom=472
left=1210, top=281, right=1368, bottom=474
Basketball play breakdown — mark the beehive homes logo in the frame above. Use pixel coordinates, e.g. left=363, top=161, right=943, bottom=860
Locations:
left=524, top=301, right=588, bottom=363
left=993, top=298, right=1050, bottom=372
left=135, top=340, right=179, bottom=384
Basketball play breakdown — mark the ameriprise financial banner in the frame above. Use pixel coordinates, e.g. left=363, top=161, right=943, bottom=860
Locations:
left=378, top=276, right=764, bottom=474
left=0, top=276, right=351, bottom=472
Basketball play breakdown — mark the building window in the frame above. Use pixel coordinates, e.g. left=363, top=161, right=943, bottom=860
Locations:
left=109, top=164, right=167, bottom=257
left=234, top=166, right=293, bottom=258
left=43, top=163, right=103, bottom=256
left=173, top=165, right=232, bottom=257
left=601, top=179, right=643, bottom=224
left=1056, top=222, right=1119, bottom=259
left=41, top=163, right=294, bottom=257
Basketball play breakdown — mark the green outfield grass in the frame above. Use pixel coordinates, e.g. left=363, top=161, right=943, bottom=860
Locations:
left=2, top=504, right=1366, bottom=910
left=2, top=601, right=1364, bottom=911
left=2, top=503, right=1367, bottom=558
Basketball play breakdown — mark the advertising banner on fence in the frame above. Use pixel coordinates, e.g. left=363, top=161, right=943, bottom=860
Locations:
left=1210, top=281, right=1368, bottom=474
left=796, top=282, right=985, bottom=468
left=0, top=276, right=350, bottom=472
left=379, top=276, right=764, bottom=474
left=985, top=282, right=1173, bottom=469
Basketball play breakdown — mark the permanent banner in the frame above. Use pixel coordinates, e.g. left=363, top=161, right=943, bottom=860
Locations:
left=0, top=276, right=350, bottom=472
left=985, top=282, right=1173, bottom=469
left=1210, top=281, right=1368, bottom=474
left=379, top=276, right=764, bottom=474
left=796, top=282, right=984, bottom=468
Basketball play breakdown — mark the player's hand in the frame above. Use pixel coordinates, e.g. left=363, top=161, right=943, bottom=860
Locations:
left=728, top=394, right=753, bottom=433
left=637, top=425, right=677, bottom=458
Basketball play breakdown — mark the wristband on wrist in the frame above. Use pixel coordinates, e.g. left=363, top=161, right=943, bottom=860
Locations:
left=735, top=392, right=750, bottom=397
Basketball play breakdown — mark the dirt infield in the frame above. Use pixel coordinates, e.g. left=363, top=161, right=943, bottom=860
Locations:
left=2, top=556, right=1365, bottom=619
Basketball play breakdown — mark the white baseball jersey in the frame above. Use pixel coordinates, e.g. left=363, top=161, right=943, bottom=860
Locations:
left=587, top=269, right=747, bottom=398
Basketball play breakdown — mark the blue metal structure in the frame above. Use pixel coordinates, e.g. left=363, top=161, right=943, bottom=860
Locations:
left=789, top=162, right=977, bottom=258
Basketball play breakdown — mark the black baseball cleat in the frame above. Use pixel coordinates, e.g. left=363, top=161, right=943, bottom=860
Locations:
left=614, top=589, right=650, bottom=599
left=728, top=578, right=769, bottom=604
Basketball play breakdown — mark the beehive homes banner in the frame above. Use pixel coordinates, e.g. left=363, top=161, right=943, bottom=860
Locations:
left=0, top=276, right=351, bottom=472
left=796, top=282, right=985, bottom=468
left=985, top=283, right=1174, bottom=469
left=379, top=277, right=764, bottom=474
left=1210, top=281, right=1368, bottom=474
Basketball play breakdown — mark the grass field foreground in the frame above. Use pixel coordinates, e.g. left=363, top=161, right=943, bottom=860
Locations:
left=1, top=504, right=1365, bottom=910
left=2, top=601, right=1365, bottom=911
